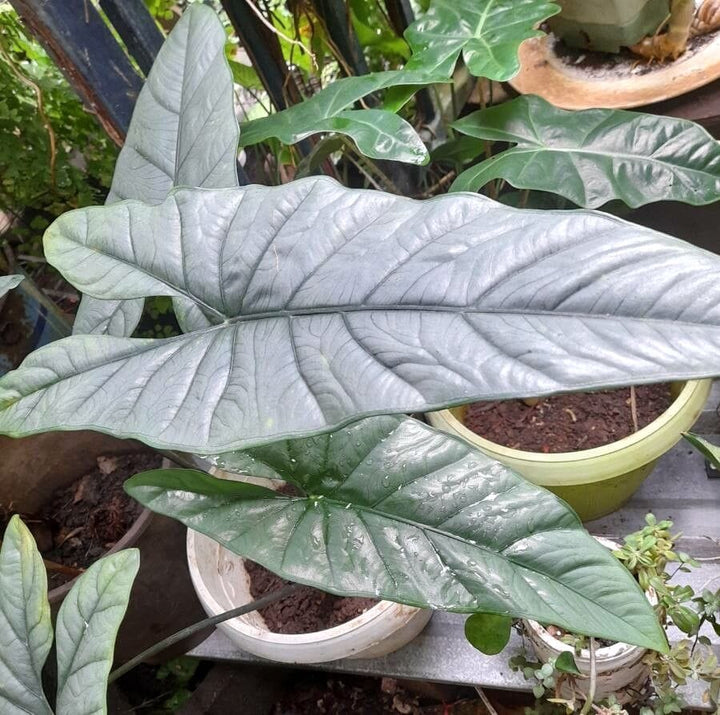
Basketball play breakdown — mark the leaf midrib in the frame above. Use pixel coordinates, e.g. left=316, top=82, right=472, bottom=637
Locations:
left=204, top=492, right=648, bottom=641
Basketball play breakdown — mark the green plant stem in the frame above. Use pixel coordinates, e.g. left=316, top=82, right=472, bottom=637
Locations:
left=580, top=637, right=597, bottom=715
left=108, top=583, right=300, bottom=683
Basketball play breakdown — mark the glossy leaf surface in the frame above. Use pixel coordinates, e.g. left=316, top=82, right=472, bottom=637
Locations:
left=0, top=274, right=22, bottom=299
left=2, top=177, right=720, bottom=451
left=684, top=433, right=720, bottom=470
left=0, top=516, right=53, bottom=715
left=125, top=416, right=666, bottom=651
left=404, top=0, right=559, bottom=78
left=240, top=70, right=443, bottom=164
left=55, top=550, right=139, bottom=715
left=452, top=96, right=720, bottom=208
left=75, top=4, right=239, bottom=336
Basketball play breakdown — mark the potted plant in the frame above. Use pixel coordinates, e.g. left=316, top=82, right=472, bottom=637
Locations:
left=4, top=2, right=720, bottom=666
left=513, top=515, right=720, bottom=713
left=546, top=0, right=672, bottom=54
left=426, top=380, right=711, bottom=521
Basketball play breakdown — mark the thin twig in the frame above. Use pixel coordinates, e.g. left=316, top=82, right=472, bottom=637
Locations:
left=414, top=170, right=456, bottom=199
left=108, top=583, right=300, bottom=683
left=475, top=686, right=499, bottom=715
left=0, top=35, right=57, bottom=188
left=43, top=558, right=84, bottom=577
left=630, top=386, right=639, bottom=432
left=244, top=0, right=317, bottom=69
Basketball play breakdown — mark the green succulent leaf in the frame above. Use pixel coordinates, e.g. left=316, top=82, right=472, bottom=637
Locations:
left=2, top=177, right=720, bottom=451
left=555, top=651, right=582, bottom=675
left=684, top=433, right=720, bottom=471
left=55, top=549, right=140, bottom=715
left=0, top=516, right=53, bottom=715
left=403, top=0, right=559, bottom=79
left=452, top=96, right=720, bottom=209
left=239, top=70, right=444, bottom=164
left=75, top=3, right=239, bottom=337
left=125, top=416, right=667, bottom=651
left=0, top=274, right=22, bottom=299
left=465, top=613, right=512, bottom=654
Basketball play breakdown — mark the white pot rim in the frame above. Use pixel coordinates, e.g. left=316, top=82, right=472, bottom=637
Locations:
left=186, top=528, right=420, bottom=644
left=524, top=617, right=643, bottom=663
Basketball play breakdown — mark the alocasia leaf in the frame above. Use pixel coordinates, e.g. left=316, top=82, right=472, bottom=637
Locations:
left=403, top=0, right=559, bottom=79
left=0, top=274, right=22, bottom=299
left=0, top=516, right=53, bottom=715
left=55, top=550, right=139, bottom=715
left=451, top=96, right=720, bottom=208
left=75, top=3, right=240, bottom=337
left=125, top=416, right=667, bottom=651
left=683, top=433, right=720, bottom=470
left=239, top=70, right=445, bottom=164
left=3, top=177, right=720, bottom=451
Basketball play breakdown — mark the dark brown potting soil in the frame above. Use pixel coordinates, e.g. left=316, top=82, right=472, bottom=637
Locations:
left=548, top=28, right=717, bottom=79
left=6, top=452, right=161, bottom=590
left=246, top=560, right=378, bottom=634
left=463, top=384, right=672, bottom=453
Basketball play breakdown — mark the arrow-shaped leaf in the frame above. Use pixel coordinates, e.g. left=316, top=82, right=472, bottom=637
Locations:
left=75, top=4, right=240, bottom=336
left=55, top=550, right=139, bottom=715
left=451, top=96, right=720, bottom=208
left=125, top=416, right=667, bottom=651
left=240, top=70, right=444, bottom=164
left=0, top=516, right=53, bottom=715
left=2, top=177, right=720, bottom=451
left=403, top=0, right=559, bottom=79
left=0, top=274, right=22, bottom=300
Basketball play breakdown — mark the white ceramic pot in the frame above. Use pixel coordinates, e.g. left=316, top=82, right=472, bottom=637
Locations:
left=522, top=538, right=652, bottom=704
left=187, top=528, right=433, bottom=663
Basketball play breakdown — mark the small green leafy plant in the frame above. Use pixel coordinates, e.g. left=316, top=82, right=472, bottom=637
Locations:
left=509, top=515, right=720, bottom=715
left=0, top=7, right=116, bottom=252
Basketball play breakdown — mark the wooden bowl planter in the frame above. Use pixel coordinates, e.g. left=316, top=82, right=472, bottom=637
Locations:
left=427, top=380, right=712, bottom=521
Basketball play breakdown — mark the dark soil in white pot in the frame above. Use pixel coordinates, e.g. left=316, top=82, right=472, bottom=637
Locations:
left=246, top=560, right=378, bottom=634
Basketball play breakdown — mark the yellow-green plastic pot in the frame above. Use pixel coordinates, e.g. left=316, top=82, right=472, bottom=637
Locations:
left=427, top=380, right=712, bottom=522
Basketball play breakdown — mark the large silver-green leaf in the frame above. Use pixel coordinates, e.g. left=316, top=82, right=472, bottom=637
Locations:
left=239, top=70, right=444, bottom=164
left=403, top=0, right=559, bottom=79
left=125, top=416, right=667, bottom=652
left=0, top=274, right=22, bottom=299
left=55, top=549, right=139, bottom=715
left=3, top=177, right=720, bottom=451
left=0, top=516, right=53, bottom=715
left=452, top=96, right=720, bottom=208
left=75, top=4, right=239, bottom=337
